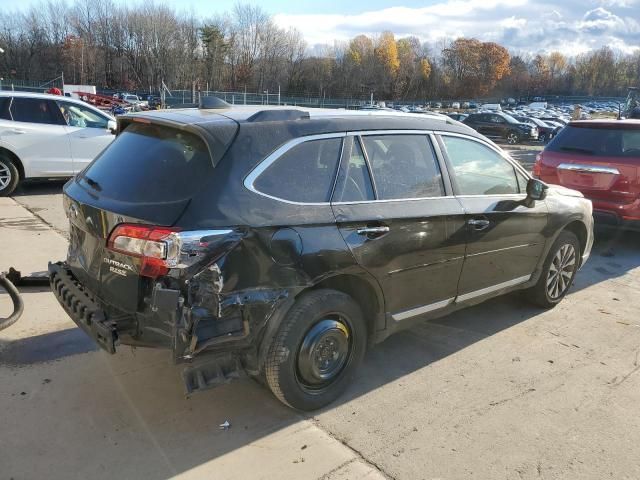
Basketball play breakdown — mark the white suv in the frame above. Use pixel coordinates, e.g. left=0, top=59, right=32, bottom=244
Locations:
left=0, top=91, right=116, bottom=195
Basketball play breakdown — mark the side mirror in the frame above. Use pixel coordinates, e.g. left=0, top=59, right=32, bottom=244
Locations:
left=107, top=120, right=117, bottom=135
left=526, top=178, right=548, bottom=204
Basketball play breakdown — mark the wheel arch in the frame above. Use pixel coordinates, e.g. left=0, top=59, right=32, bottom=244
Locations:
left=257, top=272, right=386, bottom=372
left=562, top=220, right=588, bottom=260
left=0, top=146, right=25, bottom=180
left=309, top=273, right=386, bottom=343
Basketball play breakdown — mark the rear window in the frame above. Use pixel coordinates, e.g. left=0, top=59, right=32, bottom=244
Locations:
left=79, top=123, right=214, bottom=203
left=547, top=125, right=640, bottom=158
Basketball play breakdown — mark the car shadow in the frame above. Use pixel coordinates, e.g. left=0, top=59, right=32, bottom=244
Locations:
left=571, top=227, right=640, bottom=293
left=13, top=179, right=68, bottom=197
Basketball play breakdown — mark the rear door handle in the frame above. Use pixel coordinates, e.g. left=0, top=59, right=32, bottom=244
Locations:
left=468, top=219, right=490, bottom=230
left=357, top=226, right=390, bottom=236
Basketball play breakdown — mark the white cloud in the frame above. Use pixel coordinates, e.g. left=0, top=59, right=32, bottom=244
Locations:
left=272, top=0, right=640, bottom=55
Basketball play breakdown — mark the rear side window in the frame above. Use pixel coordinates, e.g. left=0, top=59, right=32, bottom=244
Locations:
left=361, top=134, right=445, bottom=200
left=253, top=138, right=342, bottom=203
left=333, top=137, right=375, bottom=203
left=10, top=98, right=63, bottom=125
left=80, top=123, right=213, bottom=203
left=442, top=136, right=519, bottom=195
left=548, top=125, right=640, bottom=158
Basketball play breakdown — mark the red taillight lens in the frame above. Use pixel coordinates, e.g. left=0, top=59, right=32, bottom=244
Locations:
left=107, top=224, right=179, bottom=278
left=532, top=153, right=543, bottom=178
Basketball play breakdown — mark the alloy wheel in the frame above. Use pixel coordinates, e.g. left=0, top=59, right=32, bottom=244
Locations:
left=0, top=161, right=11, bottom=190
left=507, top=133, right=519, bottom=145
left=546, top=244, right=576, bottom=299
left=297, top=317, right=352, bottom=389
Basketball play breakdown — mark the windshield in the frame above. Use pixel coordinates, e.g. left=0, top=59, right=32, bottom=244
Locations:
left=502, top=113, right=520, bottom=124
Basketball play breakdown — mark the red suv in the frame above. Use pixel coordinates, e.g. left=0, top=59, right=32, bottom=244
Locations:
left=534, top=120, right=640, bottom=229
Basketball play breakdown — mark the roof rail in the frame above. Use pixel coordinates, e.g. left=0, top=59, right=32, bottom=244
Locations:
left=246, top=109, right=310, bottom=122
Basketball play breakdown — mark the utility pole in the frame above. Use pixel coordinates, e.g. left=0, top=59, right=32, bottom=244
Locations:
left=370, top=91, right=374, bottom=106
left=278, top=84, right=281, bottom=105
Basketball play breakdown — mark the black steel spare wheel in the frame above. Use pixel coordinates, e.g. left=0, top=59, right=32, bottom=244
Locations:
left=265, top=289, right=367, bottom=411
left=297, top=317, right=352, bottom=388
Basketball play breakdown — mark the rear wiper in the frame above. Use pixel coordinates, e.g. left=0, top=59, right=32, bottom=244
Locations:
left=83, top=175, right=102, bottom=192
left=559, top=146, right=594, bottom=155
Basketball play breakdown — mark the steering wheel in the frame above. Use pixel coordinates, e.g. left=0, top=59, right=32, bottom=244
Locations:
left=345, top=177, right=366, bottom=201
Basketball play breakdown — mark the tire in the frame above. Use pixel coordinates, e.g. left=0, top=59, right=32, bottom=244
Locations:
left=265, top=289, right=367, bottom=411
left=0, top=155, right=20, bottom=197
left=526, top=231, right=581, bottom=308
left=506, top=132, right=520, bottom=145
left=539, top=133, right=547, bottom=143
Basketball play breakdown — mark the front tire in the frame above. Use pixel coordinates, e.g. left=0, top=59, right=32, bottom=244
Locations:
left=0, top=156, right=19, bottom=196
left=506, top=132, right=520, bottom=145
left=265, top=289, right=367, bottom=411
left=526, top=231, right=580, bottom=308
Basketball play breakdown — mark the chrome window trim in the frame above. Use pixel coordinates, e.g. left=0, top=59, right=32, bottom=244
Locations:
left=435, top=130, right=533, bottom=184
left=243, top=132, right=346, bottom=206
left=245, top=129, right=457, bottom=206
left=557, top=163, right=620, bottom=175
left=347, top=129, right=434, bottom=137
left=456, top=275, right=531, bottom=303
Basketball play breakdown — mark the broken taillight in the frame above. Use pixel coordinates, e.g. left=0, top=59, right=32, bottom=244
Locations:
left=107, top=224, right=179, bottom=278
left=107, top=224, right=238, bottom=278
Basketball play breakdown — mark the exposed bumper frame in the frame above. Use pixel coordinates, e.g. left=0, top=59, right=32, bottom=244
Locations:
left=48, top=262, right=118, bottom=354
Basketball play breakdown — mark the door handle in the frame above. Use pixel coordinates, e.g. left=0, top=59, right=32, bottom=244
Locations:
left=468, top=219, right=490, bottom=230
left=356, top=226, right=390, bottom=236
left=11, top=129, right=26, bottom=134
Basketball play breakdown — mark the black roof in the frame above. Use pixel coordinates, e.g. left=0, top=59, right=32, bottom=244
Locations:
left=119, top=105, right=482, bottom=139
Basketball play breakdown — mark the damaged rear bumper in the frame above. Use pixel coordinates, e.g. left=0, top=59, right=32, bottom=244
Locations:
left=49, top=262, right=118, bottom=354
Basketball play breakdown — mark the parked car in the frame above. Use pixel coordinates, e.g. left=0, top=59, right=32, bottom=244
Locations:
left=512, top=115, right=560, bottom=143
left=49, top=105, right=593, bottom=410
left=480, top=103, right=502, bottom=112
left=534, top=120, right=640, bottom=230
left=446, top=112, right=468, bottom=122
left=463, top=112, right=538, bottom=144
left=0, top=92, right=116, bottom=196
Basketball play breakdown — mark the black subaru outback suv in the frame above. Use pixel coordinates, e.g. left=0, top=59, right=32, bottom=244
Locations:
left=50, top=105, right=593, bottom=410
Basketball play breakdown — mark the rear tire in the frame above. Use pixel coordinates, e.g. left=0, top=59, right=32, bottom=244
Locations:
left=539, top=133, right=547, bottom=143
left=526, top=231, right=580, bottom=308
left=0, top=156, right=19, bottom=197
left=265, top=289, right=367, bottom=411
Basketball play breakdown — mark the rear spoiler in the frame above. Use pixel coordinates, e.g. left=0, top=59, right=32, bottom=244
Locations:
left=116, top=115, right=239, bottom=167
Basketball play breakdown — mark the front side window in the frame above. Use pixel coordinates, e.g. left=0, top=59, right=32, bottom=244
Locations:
left=441, top=136, right=519, bottom=195
left=57, top=101, right=109, bottom=129
left=10, top=98, right=63, bottom=125
left=253, top=137, right=342, bottom=203
left=361, top=134, right=445, bottom=200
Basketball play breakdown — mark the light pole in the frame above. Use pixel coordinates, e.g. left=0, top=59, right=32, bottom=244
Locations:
left=0, top=47, right=4, bottom=91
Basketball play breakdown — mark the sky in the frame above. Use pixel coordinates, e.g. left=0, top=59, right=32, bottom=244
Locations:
left=5, top=0, right=640, bottom=55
